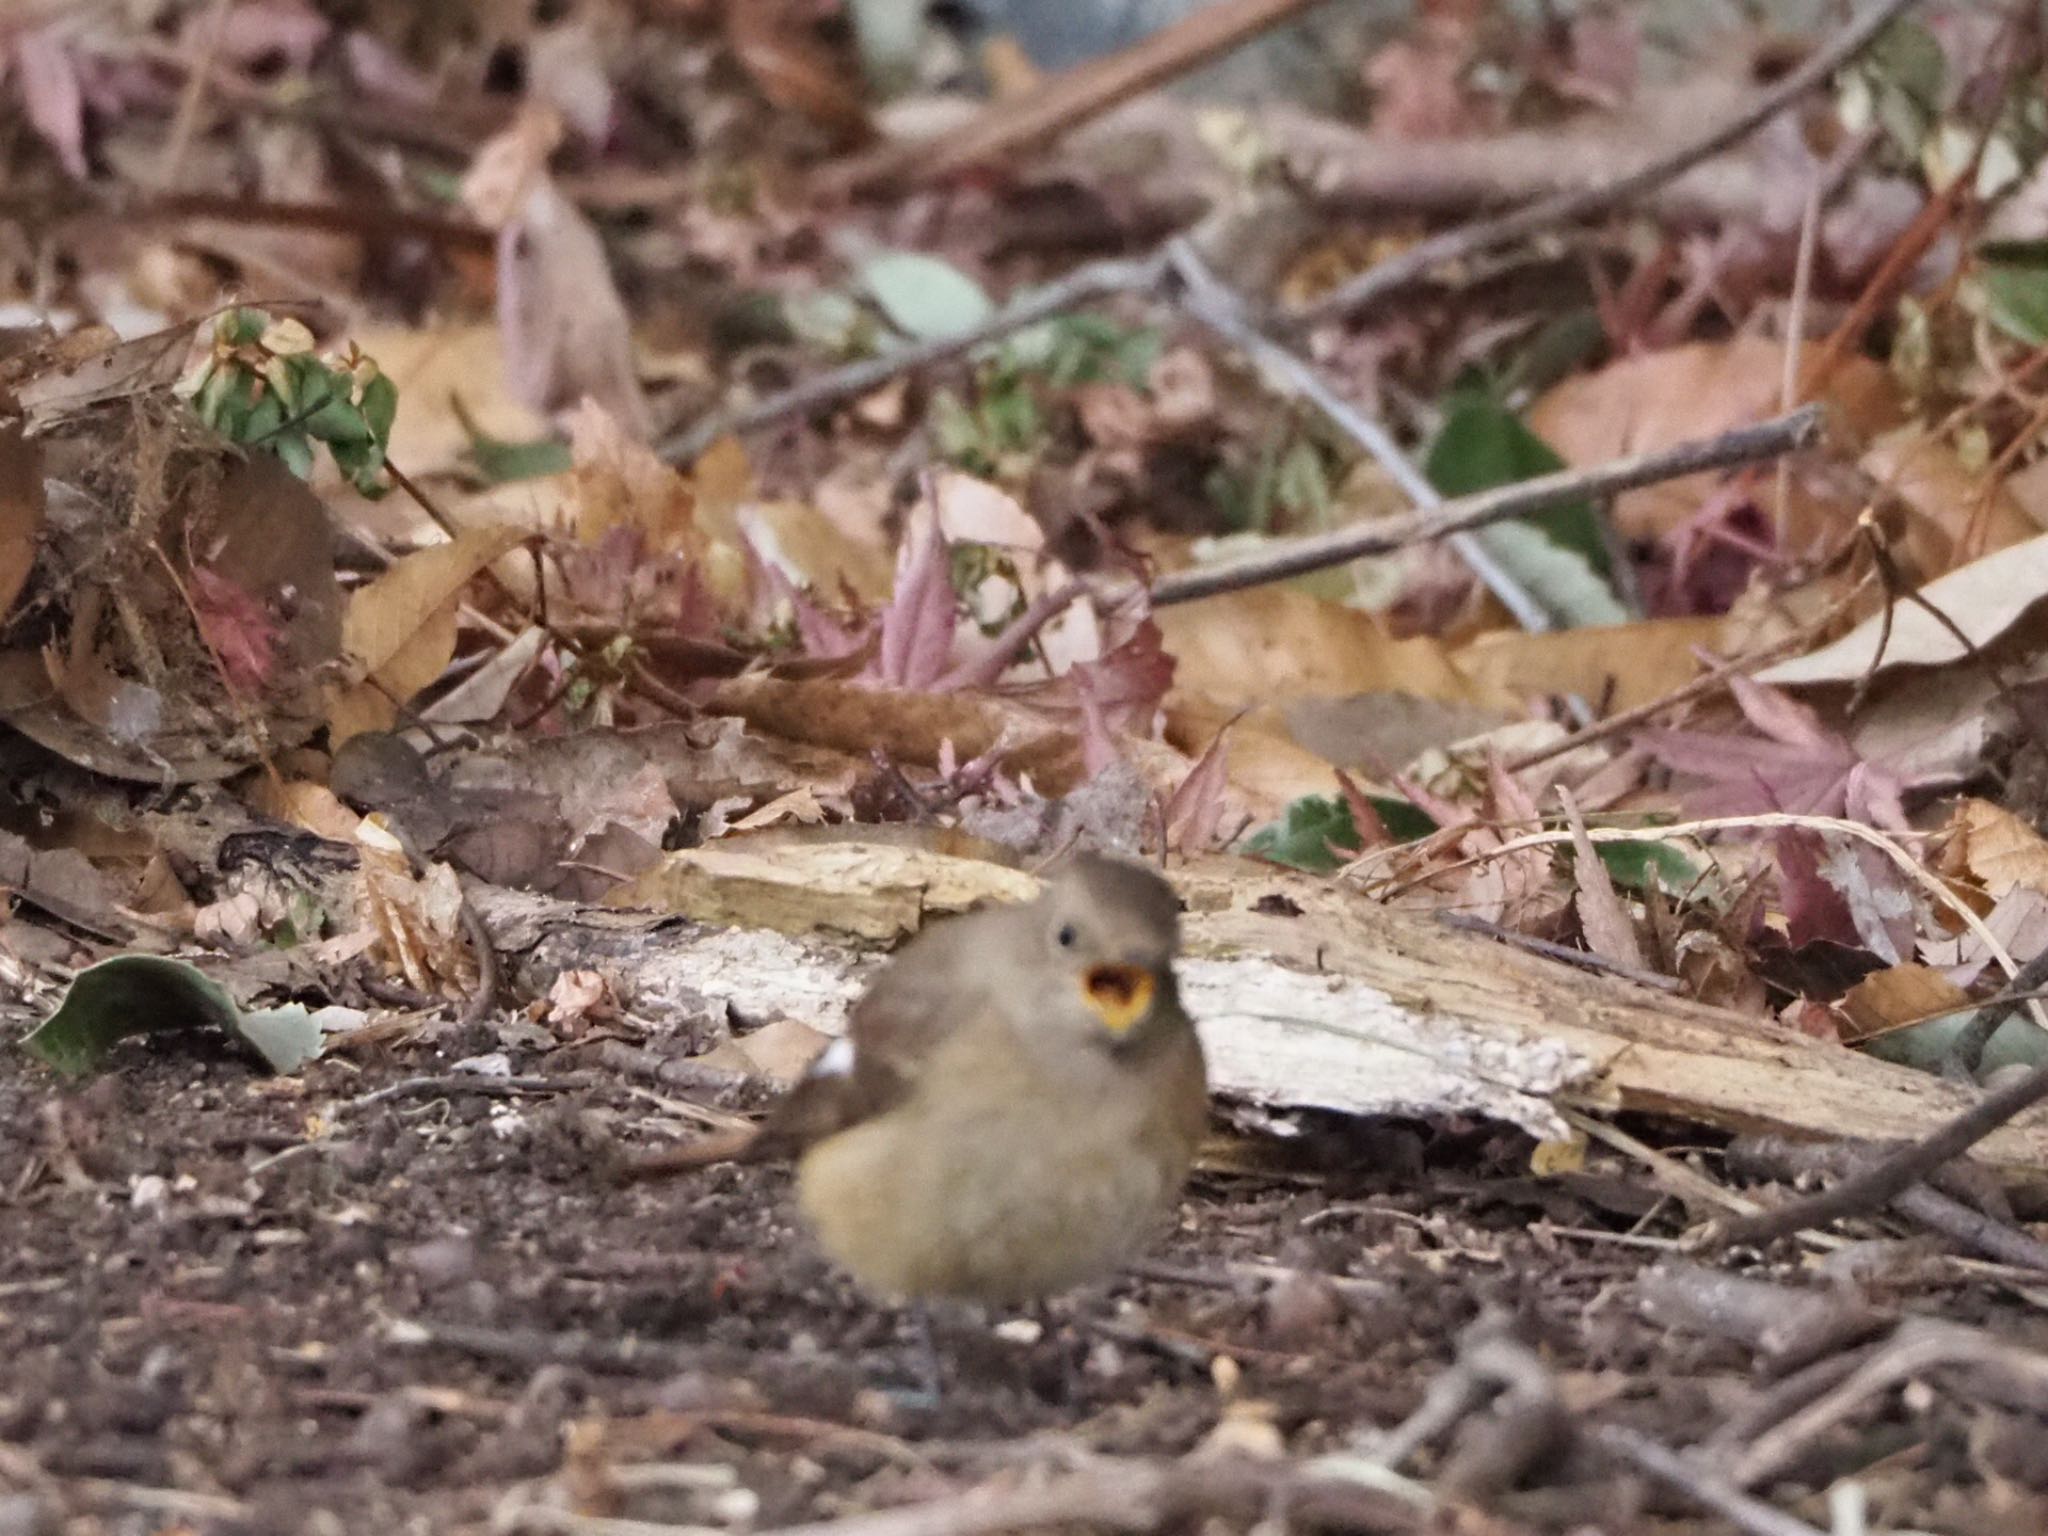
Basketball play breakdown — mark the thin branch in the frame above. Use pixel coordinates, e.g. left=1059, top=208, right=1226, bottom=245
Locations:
left=1290, top=0, right=1925, bottom=325
left=1166, top=239, right=1560, bottom=634
left=1707, top=1052, right=2048, bottom=1250
left=820, top=0, right=1331, bottom=194
left=1146, top=405, right=1822, bottom=606
left=657, top=253, right=1170, bottom=465
left=1592, top=1426, right=1825, bottom=1536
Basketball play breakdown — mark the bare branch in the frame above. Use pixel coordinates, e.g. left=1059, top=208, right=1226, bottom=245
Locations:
left=1290, top=0, right=1926, bottom=326
left=1147, top=405, right=1822, bottom=606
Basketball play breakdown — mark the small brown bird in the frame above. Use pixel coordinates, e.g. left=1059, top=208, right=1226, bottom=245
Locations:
left=627, top=854, right=1209, bottom=1306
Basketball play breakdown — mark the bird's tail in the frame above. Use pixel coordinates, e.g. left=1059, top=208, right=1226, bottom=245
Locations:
left=613, top=1124, right=764, bottom=1180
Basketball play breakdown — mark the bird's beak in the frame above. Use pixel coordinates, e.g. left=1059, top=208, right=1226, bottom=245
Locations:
left=1082, top=964, right=1156, bottom=1035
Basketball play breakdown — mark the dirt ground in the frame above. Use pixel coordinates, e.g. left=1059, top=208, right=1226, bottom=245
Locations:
left=3, top=1021, right=2047, bottom=1536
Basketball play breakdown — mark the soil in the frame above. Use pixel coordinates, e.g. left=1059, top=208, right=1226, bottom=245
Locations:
left=2, top=1026, right=2046, bottom=1536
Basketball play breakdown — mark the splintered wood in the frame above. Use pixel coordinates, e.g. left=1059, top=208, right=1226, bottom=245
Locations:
left=476, top=849, right=2048, bottom=1169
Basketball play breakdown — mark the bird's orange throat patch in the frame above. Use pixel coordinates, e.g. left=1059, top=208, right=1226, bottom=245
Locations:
left=1082, top=965, right=1155, bottom=1034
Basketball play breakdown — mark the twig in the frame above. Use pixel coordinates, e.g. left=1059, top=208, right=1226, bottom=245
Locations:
left=1501, top=574, right=1871, bottom=774
left=1707, top=1054, right=2048, bottom=1250
left=1166, top=239, right=1559, bottom=634
left=1291, top=0, right=1925, bottom=325
left=658, top=253, right=1170, bottom=464
left=756, top=1454, right=1425, bottom=1536
left=1729, top=1318, right=2048, bottom=1488
left=155, top=0, right=231, bottom=191
left=339, top=1073, right=574, bottom=1116
left=821, top=0, right=1330, bottom=194
left=1944, top=940, right=2048, bottom=1076
left=1592, top=1425, right=1825, bottom=1536
left=1438, top=911, right=1679, bottom=992
left=1365, top=811, right=2040, bottom=1035
left=937, top=579, right=1088, bottom=691
left=1891, top=1182, right=2048, bottom=1271
left=1148, top=405, right=1821, bottom=605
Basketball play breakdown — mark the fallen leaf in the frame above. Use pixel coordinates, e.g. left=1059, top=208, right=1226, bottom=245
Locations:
left=1948, top=797, right=2048, bottom=899
left=1642, top=674, right=1907, bottom=828
left=1454, top=616, right=1729, bottom=714
left=1157, top=586, right=1496, bottom=707
left=22, top=955, right=324, bottom=1077
left=1759, top=530, right=2048, bottom=686
left=1840, top=962, right=1973, bottom=1042
left=1527, top=337, right=1900, bottom=539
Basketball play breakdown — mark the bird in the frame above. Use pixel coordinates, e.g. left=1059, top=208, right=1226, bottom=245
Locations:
left=622, top=853, right=1209, bottom=1307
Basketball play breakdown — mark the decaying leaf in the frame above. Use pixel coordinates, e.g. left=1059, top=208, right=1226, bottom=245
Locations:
left=22, top=955, right=328, bottom=1076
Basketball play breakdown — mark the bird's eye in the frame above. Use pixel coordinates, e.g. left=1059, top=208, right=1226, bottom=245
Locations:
left=1056, top=922, right=1079, bottom=949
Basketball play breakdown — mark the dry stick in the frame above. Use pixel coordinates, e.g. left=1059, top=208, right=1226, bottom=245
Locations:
left=822, top=0, right=1329, bottom=194
left=1591, top=1426, right=1825, bottom=1536
left=1501, top=566, right=1874, bottom=775
left=657, top=252, right=1169, bottom=465
left=1291, top=0, right=1924, bottom=326
left=1147, top=405, right=1823, bottom=606
left=1166, top=239, right=1559, bottom=636
left=1947, top=944, right=2048, bottom=1075
left=1708, top=1050, right=2048, bottom=1250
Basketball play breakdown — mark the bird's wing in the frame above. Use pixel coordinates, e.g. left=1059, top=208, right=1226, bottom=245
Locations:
left=746, top=910, right=995, bottom=1158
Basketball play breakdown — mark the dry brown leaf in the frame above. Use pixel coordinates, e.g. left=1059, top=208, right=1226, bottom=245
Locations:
left=729, top=786, right=832, bottom=832
left=1157, top=586, right=1500, bottom=707
left=0, top=426, right=44, bottom=623
left=1760, top=530, right=2048, bottom=686
left=331, top=526, right=526, bottom=744
left=743, top=500, right=894, bottom=602
left=698, top=1016, right=831, bottom=1084
left=708, top=673, right=1082, bottom=790
left=1526, top=337, right=1899, bottom=538
left=1949, top=797, right=2048, bottom=900
left=1454, top=616, right=1728, bottom=714
left=246, top=778, right=363, bottom=841
left=356, top=816, right=476, bottom=1000
left=1562, top=786, right=1647, bottom=972
left=1166, top=694, right=1338, bottom=807
left=1861, top=427, right=2039, bottom=568
left=1839, top=963, right=1972, bottom=1042
left=342, top=526, right=528, bottom=681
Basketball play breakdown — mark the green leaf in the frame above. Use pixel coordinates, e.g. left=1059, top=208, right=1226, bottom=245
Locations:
left=784, top=288, right=867, bottom=354
left=1242, top=794, right=1359, bottom=872
left=359, top=371, right=399, bottom=441
left=271, top=432, right=316, bottom=480
left=1425, top=388, right=1610, bottom=574
left=1470, top=521, right=1630, bottom=627
left=1865, top=1010, right=2048, bottom=1077
left=21, top=955, right=326, bottom=1076
left=1503, top=308, right=1604, bottom=396
left=1370, top=794, right=1438, bottom=842
left=450, top=394, right=570, bottom=483
left=859, top=251, right=994, bottom=342
left=1239, top=793, right=1434, bottom=873
left=1592, top=838, right=1703, bottom=895
left=1976, top=245, right=2048, bottom=346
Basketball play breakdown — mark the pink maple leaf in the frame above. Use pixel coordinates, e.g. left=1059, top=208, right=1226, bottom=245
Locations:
left=1070, top=619, right=1175, bottom=774
left=748, top=543, right=864, bottom=660
left=866, top=516, right=958, bottom=689
left=188, top=565, right=281, bottom=695
left=1162, top=725, right=1237, bottom=854
left=1641, top=674, right=1907, bottom=830
left=13, top=27, right=87, bottom=180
